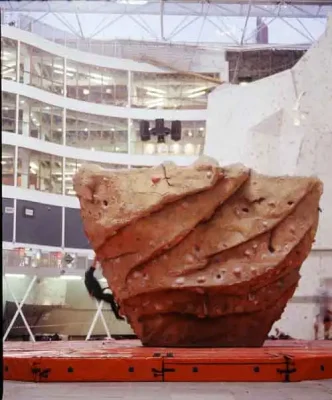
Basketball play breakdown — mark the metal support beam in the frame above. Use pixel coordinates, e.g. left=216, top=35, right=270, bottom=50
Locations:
left=2, top=1, right=331, bottom=18
left=85, top=300, right=111, bottom=341
left=3, top=275, right=38, bottom=342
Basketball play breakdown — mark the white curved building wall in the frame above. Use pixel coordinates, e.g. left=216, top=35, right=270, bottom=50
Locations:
left=205, top=17, right=332, bottom=339
left=2, top=24, right=224, bottom=337
left=2, top=26, right=220, bottom=209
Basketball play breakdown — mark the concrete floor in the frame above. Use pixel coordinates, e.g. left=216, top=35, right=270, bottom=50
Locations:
left=3, top=381, right=332, bottom=400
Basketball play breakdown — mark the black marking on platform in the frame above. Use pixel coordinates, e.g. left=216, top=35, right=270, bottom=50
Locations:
left=128, top=367, right=135, bottom=373
left=253, top=366, right=260, bottom=373
left=277, top=356, right=296, bottom=382
left=153, top=352, right=174, bottom=358
left=152, top=358, right=176, bottom=381
left=192, top=367, right=199, bottom=373
left=31, top=366, right=51, bottom=380
left=320, top=365, right=325, bottom=372
left=68, top=367, right=74, bottom=373
left=5, top=366, right=8, bottom=372
left=151, top=367, right=176, bottom=379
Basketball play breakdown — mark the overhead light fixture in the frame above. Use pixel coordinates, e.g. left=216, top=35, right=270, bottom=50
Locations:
left=4, top=107, right=8, bottom=111
left=54, top=64, right=76, bottom=73
left=20, top=100, right=25, bottom=104
left=1, top=67, right=14, bottom=75
left=90, top=72, right=105, bottom=80
left=188, top=131, right=193, bottom=137
left=144, top=143, right=155, bottom=155
left=146, top=91, right=164, bottom=98
left=187, top=91, right=206, bottom=99
left=239, top=82, right=248, bottom=86
left=157, top=143, right=168, bottom=154
left=186, top=86, right=208, bottom=94
left=144, top=87, right=166, bottom=94
left=184, top=143, right=195, bottom=155
left=171, top=143, right=181, bottom=154
left=57, top=177, right=74, bottom=182
left=199, top=127, right=204, bottom=131
left=83, top=89, right=90, bottom=95
left=30, top=162, right=38, bottom=170
left=54, top=69, right=74, bottom=77
left=106, top=88, right=112, bottom=94
left=146, top=99, right=164, bottom=108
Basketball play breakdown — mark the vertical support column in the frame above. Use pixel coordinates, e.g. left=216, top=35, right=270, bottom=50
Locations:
left=19, top=147, right=30, bottom=190
left=61, top=206, right=65, bottom=250
left=127, top=118, right=132, bottom=164
left=13, top=144, right=18, bottom=243
left=15, top=94, right=19, bottom=135
left=23, top=44, right=31, bottom=85
left=63, top=108, right=66, bottom=146
left=61, top=153, right=66, bottom=249
left=12, top=198, right=17, bottom=244
left=21, top=93, right=30, bottom=138
left=16, top=40, right=20, bottom=83
left=127, top=71, right=132, bottom=165
left=63, top=57, right=67, bottom=97
left=13, top=145, right=18, bottom=188
left=128, top=70, right=132, bottom=108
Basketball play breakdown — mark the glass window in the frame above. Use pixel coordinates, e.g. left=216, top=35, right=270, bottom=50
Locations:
left=131, top=72, right=218, bottom=109
left=2, top=92, right=16, bottom=133
left=20, top=43, right=64, bottom=95
left=17, top=148, right=63, bottom=195
left=18, top=96, right=63, bottom=144
left=2, top=145, right=15, bottom=186
left=1, top=37, right=17, bottom=81
left=64, top=158, right=127, bottom=196
left=131, top=119, right=205, bottom=156
left=66, top=60, right=128, bottom=106
left=65, top=110, right=128, bottom=152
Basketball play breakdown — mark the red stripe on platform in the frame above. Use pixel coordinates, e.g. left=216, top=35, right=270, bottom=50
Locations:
left=4, top=340, right=332, bottom=383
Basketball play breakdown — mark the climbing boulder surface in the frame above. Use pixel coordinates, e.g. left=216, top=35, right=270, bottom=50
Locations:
left=73, top=157, right=323, bottom=347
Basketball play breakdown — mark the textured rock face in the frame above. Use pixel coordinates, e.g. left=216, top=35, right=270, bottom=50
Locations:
left=74, top=158, right=323, bottom=347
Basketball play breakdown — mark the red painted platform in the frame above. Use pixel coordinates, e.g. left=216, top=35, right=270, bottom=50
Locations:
left=3, top=340, right=332, bottom=382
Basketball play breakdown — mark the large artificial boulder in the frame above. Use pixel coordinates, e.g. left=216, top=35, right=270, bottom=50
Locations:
left=73, top=158, right=323, bottom=347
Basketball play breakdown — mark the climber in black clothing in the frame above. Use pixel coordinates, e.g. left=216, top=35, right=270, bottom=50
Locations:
left=84, top=258, right=125, bottom=321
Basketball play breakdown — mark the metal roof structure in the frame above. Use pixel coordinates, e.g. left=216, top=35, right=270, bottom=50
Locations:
left=2, top=1, right=331, bottom=46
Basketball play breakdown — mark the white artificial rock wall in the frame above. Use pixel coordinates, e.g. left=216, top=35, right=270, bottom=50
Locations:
left=205, top=17, right=332, bottom=339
